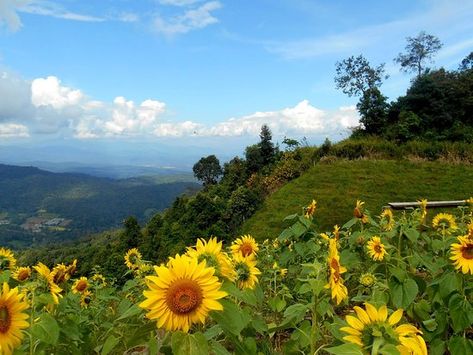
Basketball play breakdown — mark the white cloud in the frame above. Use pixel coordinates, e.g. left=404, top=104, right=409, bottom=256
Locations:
left=0, top=123, right=29, bottom=137
left=205, top=100, right=358, bottom=137
left=31, top=76, right=83, bottom=109
left=153, top=1, right=221, bottom=36
left=159, top=0, right=203, bottom=6
left=0, top=70, right=358, bottom=140
left=0, top=0, right=30, bottom=31
left=19, top=0, right=104, bottom=22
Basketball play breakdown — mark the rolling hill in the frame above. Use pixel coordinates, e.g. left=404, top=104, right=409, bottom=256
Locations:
left=240, top=159, right=473, bottom=240
left=0, top=164, right=200, bottom=248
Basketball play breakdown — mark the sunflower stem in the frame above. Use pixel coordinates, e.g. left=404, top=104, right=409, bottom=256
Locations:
left=29, top=289, right=35, bottom=355
left=397, top=227, right=403, bottom=266
left=310, top=298, right=318, bottom=354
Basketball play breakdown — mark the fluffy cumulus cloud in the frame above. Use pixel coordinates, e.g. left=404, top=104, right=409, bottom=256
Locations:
left=0, top=70, right=359, bottom=140
left=153, top=1, right=221, bottom=36
left=205, top=100, right=358, bottom=137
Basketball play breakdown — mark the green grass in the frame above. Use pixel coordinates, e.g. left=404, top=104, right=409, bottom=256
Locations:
left=241, top=159, right=473, bottom=240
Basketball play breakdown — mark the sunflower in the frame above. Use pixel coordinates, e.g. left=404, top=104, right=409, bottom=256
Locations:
left=12, top=267, right=31, bottom=282
left=80, top=290, right=92, bottom=308
left=139, top=254, right=227, bottom=333
left=233, top=254, right=261, bottom=289
left=380, top=209, right=395, bottom=231
left=325, top=239, right=348, bottom=305
left=231, top=235, right=259, bottom=258
left=341, top=302, right=427, bottom=355
left=187, top=237, right=235, bottom=281
left=124, top=248, right=142, bottom=270
left=72, top=277, right=89, bottom=294
left=367, top=236, right=387, bottom=261
left=91, top=273, right=107, bottom=287
left=359, top=273, right=376, bottom=287
left=353, top=200, right=368, bottom=224
left=0, top=283, right=29, bottom=355
left=304, top=199, right=317, bottom=219
left=417, top=199, right=428, bottom=223
left=65, top=259, right=78, bottom=278
left=33, top=263, right=62, bottom=304
left=333, top=225, right=340, bottom=240
left=0, top=248, right=16, bottom=271
left=432, top=213, right=458, bottom=234
left=450, top=235, right=473, bottom=274
left=51, top=264, right=69, bottom=284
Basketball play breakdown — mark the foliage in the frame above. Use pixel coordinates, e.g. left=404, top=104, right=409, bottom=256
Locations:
left=394, top=31, right=443, bottom=78
left=356, top=88, right=389, bottom=135
left=4, top=199, right=473, bottom=354
left=192, top=155, right=223, bottom=187
left=334, top=55, right=387, bottom=97
left=459, top=51, right=473, bottom=71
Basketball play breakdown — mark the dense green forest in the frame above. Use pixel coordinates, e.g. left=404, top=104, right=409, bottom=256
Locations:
left=0, top=164, right=199, bottom=248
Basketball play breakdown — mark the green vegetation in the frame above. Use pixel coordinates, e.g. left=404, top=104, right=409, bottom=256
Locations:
left=0, top=164, right=199, bottom=248
left=335, top=31, right=473, bottom=142
left=241, top=159, right=473, bottom=240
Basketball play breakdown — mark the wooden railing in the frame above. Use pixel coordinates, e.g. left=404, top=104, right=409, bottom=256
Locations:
left=387, top=200, right=469, bottom=210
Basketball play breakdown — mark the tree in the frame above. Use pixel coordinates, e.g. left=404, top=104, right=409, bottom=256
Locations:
left=259, top=124, right=275, bottom=165
left=356, top=88, right=389, bottom=135
left=459, top=52, right=473, bottom=71
left=394, top=31, right=442, bottom=78
left=120, top=216, right=142, bottom=250
left=192, top=155, right=222, bottom=187
left=335, top=55, right=387, bottom=97
left=245, top=144, right=264, bottom=174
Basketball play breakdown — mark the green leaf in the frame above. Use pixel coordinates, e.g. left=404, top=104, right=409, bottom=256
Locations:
left=448, top=336, right=473, bottom=354
left=422, top=319, right=437, bottom=332
left=325, top=343, right=364, bottom=355
left=115, top=304, right=142, bottom=321
left=390, top=278, right=418, bottom=309
left=31, top=313, right=60, bottom=345
left=283, top=213, right=298, bottom=221
left=101, top=335, right=120, bottom=355
left=389, top=266, right=407, bottom=282
left=283, top=303, right=310, bottom=324
left=403, top=228, right=419, bottom=243
left=171, top=332, right=209, bottom=355
left=210, top=299, right=251, bottom=336
left=448, top=293, right=473, bottom=332
left=210, top=340, right=231, bottom=355
left=342, top=218, right=358, bottom=230
left=439, top=273, right=460, bottom=299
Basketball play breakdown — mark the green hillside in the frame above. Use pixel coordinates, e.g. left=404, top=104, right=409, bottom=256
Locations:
left=241, top=159, right=473, bottom=240
left=0, top=164, right=200, bottom=248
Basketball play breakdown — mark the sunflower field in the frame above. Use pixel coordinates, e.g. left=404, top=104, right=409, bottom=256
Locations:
left=0, top=199, right=472, bottom=354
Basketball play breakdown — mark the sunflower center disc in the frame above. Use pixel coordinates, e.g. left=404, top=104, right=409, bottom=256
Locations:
left=167, top=279, right=203, bottom=314
left=462, top=245, right=473, bottom=260
left=374, top=245, right=382, bottom=253
left=18, top=270, right=29, bottom=281
left=240, top=244, right=253, bottom=257
left=0, top=306, right=11, bottom=333
left=76, top=281, right=87, bottom=292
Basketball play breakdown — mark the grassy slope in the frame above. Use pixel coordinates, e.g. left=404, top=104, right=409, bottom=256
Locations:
left=241, top=159, right=473, bottom=240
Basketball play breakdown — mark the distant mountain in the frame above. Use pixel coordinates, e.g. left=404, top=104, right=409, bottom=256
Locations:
left=16, top=161, right=197, bottom=180
left=0, top=164, right=200, bottom=248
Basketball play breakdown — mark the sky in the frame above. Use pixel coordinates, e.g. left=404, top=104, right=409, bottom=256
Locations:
left=0, top=0, right=472, bottom=168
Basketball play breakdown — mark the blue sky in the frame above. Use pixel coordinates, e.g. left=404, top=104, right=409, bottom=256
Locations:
left=0, top=0, right=472, bottom=168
